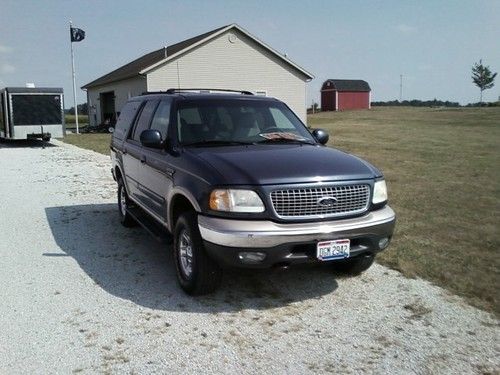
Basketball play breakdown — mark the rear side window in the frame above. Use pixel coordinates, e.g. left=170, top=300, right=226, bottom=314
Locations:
left=131, top=100, right=158, bottom=142
left=149, top=100, right=171, bottom=140
left=114, top=101, right=141, bottom=140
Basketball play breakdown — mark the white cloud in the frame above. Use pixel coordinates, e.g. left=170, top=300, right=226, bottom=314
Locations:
left=0, top=45, right=12, bottom=53
left=395, top=24, right=417, bottom=34
left=1, top=63, right=15, bottom=74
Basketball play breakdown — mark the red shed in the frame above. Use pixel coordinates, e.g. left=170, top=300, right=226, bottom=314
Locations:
left=321, top=79, right=371, bottom=111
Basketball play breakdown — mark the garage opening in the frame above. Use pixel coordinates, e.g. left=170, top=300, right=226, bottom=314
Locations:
left=100, top=91, right=116, bottom=125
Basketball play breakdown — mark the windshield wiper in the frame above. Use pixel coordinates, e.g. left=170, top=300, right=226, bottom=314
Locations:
left=183, top=140, right=255, bottom=147
left=256, top=138, right=316, bottom=145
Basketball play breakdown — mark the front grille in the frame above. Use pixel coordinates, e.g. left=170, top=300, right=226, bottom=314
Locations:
left=270, top=184, right=370, bottom=219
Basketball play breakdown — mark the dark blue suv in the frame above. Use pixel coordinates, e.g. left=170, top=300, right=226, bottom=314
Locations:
left=111, top=89, right=396, bottom=295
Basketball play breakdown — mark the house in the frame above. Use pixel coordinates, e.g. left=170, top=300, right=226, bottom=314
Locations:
left=320, top=79, right=371, bottom=111
left=82, top=24, right=314, bottom=126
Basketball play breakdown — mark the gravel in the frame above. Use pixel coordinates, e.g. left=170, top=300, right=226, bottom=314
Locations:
left=0, top=139, right=499, bottom=374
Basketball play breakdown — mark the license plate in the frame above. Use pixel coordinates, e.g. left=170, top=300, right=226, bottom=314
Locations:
left=317, top=239, right=350, bottom=261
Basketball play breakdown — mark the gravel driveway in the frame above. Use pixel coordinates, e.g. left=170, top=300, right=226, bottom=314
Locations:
left=0, top=139, right=498, bottom=374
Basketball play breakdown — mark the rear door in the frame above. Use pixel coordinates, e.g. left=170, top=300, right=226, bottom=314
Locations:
left=122, top=99, right=158, bottom=205
left=140, top=99, right=174, bottom=220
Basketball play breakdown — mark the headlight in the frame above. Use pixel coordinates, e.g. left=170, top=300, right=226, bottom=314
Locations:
left=372, top=180, right=388, bottom=204
left=209, top=189, right=265, bottom=213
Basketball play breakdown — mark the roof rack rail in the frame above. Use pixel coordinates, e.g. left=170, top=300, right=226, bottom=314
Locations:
left=140, top=91, right=170, bottom=95
left=164, top=88, right=254, bottom=95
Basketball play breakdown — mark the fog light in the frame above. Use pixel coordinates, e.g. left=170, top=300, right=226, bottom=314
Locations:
left=378, top=237, right=390, bottom=250
left=238, top=252, right=266, bottom=264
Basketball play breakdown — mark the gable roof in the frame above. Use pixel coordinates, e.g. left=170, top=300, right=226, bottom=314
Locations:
left=82, top=25, right=228, bottom=89
left=322, top=79, right=371, bottom=92
left=82, top=24, right=313, bottom=89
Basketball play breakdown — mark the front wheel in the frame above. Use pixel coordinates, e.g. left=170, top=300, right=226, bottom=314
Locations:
left=174, top=211, right=222, bottom=295
left=117, top=178, right=136, bottom=227
left=333, top=253, right=375, bottom=275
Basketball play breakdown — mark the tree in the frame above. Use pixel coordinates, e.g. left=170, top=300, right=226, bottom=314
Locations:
left=472, top=59, right=497, bottom=104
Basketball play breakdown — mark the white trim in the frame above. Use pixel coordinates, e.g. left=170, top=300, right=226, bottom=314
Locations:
left=140, top=24, right=314, bottom=80
left=335, top=91, right=339, bottom=111
left=369, top=91, right=371, bottom=109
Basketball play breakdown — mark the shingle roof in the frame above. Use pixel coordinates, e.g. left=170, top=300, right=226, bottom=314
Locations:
left=82, top=25, right=229, bottom=89
left=322, top=79, right=371, bottom=92
left=82, top=24, right=313, bottom=89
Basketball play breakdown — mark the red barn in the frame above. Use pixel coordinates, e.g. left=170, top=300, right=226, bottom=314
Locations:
left=321, top=79, right=371, bottom=111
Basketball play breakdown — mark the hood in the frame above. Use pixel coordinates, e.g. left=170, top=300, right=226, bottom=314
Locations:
left=187, top=144, right=380, bottom=185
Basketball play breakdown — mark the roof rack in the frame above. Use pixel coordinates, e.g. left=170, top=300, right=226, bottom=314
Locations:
left=164, top=88, right=254, bottom=95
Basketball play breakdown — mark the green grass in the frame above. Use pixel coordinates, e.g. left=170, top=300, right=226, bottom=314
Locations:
left=65, top=114, right=89, bottom=129
left=63, top=133, right=111, bottom=155
left=61, top=107, right=500, bottom=314
left=309, top=107, right=500, bottom=315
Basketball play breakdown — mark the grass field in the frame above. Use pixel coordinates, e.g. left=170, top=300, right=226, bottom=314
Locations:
left=309, top=107, right=500, bottom=314
left=65, top=114, right=89, bottom=129
left=63, top=133, right=111, bottom=155
left=61, top=107, right=500, bottom=314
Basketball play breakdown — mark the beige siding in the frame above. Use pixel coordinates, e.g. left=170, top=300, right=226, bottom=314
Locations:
left=86, top=77, right=146, bottom=127
left=146, top=30, right=309, bottom=122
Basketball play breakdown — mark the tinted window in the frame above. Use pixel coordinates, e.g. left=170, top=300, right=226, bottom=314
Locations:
left=11, top=94, right=62, bottom=126
left=149, top=100, right=171, bottom=140
left=114, top=101, right=141, bottom=140
left=131, top=100, right=158, bottom=142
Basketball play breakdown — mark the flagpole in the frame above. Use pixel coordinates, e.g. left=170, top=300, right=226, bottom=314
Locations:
left=70, top=21, right=79, bottom=134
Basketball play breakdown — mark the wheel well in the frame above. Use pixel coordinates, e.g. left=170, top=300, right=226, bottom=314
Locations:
left=170, top=194, right=195, bottom=228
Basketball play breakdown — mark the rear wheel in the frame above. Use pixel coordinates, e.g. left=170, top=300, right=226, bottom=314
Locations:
left=333, top=253, right=375, bottom=275
left=174, top=211, right=222, bottom=295
left=117, top=178, right=136, bottom=227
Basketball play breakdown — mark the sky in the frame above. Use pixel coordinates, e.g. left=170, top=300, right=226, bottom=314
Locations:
left=0, top=0, right=499, bottom=108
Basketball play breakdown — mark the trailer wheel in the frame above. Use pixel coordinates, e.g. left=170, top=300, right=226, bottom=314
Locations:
left=117, top=178, right=136, bottom=227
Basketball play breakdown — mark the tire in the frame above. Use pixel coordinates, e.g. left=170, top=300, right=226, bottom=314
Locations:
left=173, top=211, right=222, bottom=295
left=333, top=253, right=375, bottom=275
left=117, top=178, right=137, bottom=227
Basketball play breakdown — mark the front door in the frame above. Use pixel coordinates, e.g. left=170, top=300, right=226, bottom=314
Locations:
left=122, top=99, right=158, bottom=206
left=140, top=99, right=174, bottom=220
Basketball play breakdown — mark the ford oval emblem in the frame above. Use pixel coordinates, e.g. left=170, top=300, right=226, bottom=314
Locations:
left=318, top=196, right=338, bottom=208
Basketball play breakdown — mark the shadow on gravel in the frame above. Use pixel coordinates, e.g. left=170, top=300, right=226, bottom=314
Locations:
left=45, top=204, right=340, bottom=312
left=0, top=139, right=57, bottom=149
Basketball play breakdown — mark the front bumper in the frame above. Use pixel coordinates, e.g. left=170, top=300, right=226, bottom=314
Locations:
left=198, top=205, right=396, bottom=268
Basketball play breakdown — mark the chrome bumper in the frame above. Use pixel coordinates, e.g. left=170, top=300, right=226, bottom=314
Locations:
left=198, top=206, right=396, bottom=248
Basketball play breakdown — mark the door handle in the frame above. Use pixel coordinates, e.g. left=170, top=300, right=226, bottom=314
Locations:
left=140, top=155, right=147, bottom=163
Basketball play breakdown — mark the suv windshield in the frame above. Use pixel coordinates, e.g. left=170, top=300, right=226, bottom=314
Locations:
left=176, top=99, right=316, bottom=146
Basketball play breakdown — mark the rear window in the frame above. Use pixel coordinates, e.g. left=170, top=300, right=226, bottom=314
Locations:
left=114, top=101, right=141, bottom=140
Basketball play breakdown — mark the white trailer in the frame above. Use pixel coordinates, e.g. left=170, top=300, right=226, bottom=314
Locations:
left=0, top=87, right=65, bottom=141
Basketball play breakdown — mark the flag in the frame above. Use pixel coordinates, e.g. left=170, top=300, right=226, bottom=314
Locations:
left=70, top=27, right=85, bottom=42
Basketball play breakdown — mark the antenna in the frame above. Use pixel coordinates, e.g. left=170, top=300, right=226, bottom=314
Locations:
left=176, top=61, right=181, bottom=90
left=399, top=74, right=403, bottom=101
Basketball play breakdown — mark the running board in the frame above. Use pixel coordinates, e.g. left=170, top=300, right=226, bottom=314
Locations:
left=126, top=206, right=173, bottom=244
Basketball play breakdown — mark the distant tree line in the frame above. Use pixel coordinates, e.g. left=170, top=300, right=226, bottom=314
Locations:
left=371, top=99, right=460, bottom=107
left=371, top=99, right=499, bottom=107
left=65, top=103, right=88, bottom=115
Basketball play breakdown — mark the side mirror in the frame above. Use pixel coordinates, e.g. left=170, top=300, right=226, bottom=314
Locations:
left=140, top=129, right=163, bottom=148
left=312, top=129, right=329, bottom=145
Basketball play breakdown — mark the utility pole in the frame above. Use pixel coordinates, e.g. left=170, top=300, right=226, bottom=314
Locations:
left=399, top=74, right=403, bottom=101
